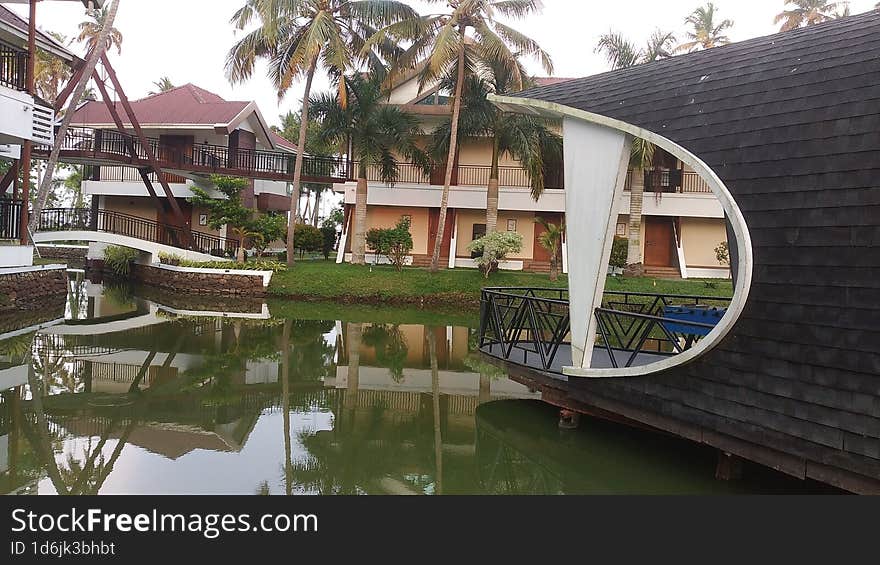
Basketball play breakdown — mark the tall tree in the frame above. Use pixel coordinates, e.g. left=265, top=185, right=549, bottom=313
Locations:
left=76, top=5, right=124, bottom=55
left=34, top=32, right=72, bottom=102
left=312, top=74, right=428, bottom=265
left=775, top=1, right=843, bottom=31
left=676, top=3, right=734, bottom=52
left=595, top=29, right=676, bottom=70
left=429, top=64, right=562, bottom=234
left=275, top=110, right=335, bottom=225
left=226, top=0, right=418, bottom=268
left=149, top=76, right=175, bottom=94
left=369, top=0, right=553, bottom=272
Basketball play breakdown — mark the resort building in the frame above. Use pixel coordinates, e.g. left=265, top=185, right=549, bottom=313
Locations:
left=333, top=69, right=731, bottom=278
left=70, top=83, right=297, bottom=247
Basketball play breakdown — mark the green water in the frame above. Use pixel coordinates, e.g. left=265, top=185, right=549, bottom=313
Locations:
left=0, top=274, right=828, bottom=495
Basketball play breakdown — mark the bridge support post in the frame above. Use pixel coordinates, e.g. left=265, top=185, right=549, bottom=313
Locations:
left=558, top=409, right=581, bottom=430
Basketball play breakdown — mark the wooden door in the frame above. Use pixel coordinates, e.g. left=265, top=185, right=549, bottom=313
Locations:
left=158, top=199, right=192, bottom=247
left=644, top=217, right=675, bottom=267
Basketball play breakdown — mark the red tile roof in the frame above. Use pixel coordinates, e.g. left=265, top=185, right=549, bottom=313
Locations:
left=269, top=131, right=299, bottom=152
left=70, top=84, right=251, bottom=127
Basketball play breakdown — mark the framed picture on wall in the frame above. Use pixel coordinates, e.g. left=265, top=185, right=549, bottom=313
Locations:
left=199, top=214, right=208, bottom=226
left=507, top=219, right=517, bottom=232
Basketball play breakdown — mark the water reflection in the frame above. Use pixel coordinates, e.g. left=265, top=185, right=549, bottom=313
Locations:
left=0, top=275, right=824, bottom=495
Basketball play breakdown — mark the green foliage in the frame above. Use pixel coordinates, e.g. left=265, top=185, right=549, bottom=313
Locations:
left=362, top=324, right=409, bottom=383
left=294, top=224, right=324, bottom=256
left=158, top=251, right=182, bottom=266
left=251, top=214, right=287, bottom=257
left=468, top=231, right=524, bottom=279
left=321, top=226, right=337, bottom=260
left=176, top=259, right=288, bottom=273
left=103, top=245, right=138, bottom=277
left=365, top=218, right=414, bottom=272
left=715, top=241, right=730, bottom=266
left=322, top=206, right=345, bottom=230
left=610, top=237, right=629, bottom=269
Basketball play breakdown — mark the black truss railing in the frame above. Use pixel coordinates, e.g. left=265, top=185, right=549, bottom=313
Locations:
left=0, top=40, right=28, bottom=91
left=37, top=208, right=240, bottom=256
left=479, top=288, right=732, bottom=373
left=45, top=127, right=346, bottom=182
left=0, top=199, right=23, bottom=240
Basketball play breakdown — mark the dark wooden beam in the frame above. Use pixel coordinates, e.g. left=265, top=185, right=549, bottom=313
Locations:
left=91, top=71, right=164, bottom=211
left=98, top=53, right=191, bottom=248
left=54, top=56, right=89, bottom=112
left=0, top=162, right=19, bottom=197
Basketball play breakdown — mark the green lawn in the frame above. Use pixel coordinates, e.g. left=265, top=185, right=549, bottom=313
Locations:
left=267, top=260, right=733, bottom=305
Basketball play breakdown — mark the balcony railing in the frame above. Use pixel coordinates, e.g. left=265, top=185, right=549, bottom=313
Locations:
left=479, top=288, right=732, bottom=373
left=352, top=161, right=565, bottom=190
left=0, top=40, right=28, bottom=92
left=624, top=169, right=713, bottom=194
left=0, top=199, right=23, bottom=240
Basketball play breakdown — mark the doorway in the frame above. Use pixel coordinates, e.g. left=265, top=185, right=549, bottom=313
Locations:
left=644, top=217, right=675, bottom=267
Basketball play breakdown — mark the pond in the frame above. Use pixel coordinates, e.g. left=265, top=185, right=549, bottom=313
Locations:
left=0, top=272, right=831, bottom=495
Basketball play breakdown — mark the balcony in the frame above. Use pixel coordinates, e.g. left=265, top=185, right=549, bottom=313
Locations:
left=0, top=40, right=27, bottom=92
left=351, top=161, right=565, bottom=190
left=624, top=169, right=713, bottom=195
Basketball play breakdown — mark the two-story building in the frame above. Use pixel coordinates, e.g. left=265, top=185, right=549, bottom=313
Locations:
left=333, top=70, right=730, bottom=278
left=70, top=83, right=297, bottom=248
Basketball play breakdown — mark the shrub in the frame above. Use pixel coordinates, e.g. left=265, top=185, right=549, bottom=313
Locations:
left=158, top=251, right=182, bottom=266
left=366, top=218, right=414, bottom=271
left=176, top=259, right=288, bottom=273
left=715, top=241, right=730, bottom=266
left=103, top=245, right=139, bottom=277
left=468, top=231, right=523, bottom=279
left=610, top=237, right=628, bottom=269
left=320, top=226, right=337, bottom=260
left=294, top=224, right=323, bottom=258
left=251, top=214, right=287, bottom=257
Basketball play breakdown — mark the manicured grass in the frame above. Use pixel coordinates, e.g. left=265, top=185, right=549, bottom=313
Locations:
left=267, top=260, right=733, bottom=305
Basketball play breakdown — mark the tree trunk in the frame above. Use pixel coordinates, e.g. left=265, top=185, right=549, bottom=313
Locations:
left=427, top=328, right=443, bottom=494
left=429, top=39, right=466, bottom=273
left=281, top=320, right=292, bottom=495
left=286, top=55, right=319, bottom=268
left=30, top=0, right=120, bottom=233
left=312, top=188, right=321, bottom=226
left=549, top=250, right=559, bottom=282
left=486, top=135, right=500, bottom=233
left=351, top=177, right=368, bottom=265
left=626, top=167, right=645, bottom=276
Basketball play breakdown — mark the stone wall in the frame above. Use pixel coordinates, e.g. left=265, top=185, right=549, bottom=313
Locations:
left=0, top=267, right=68, bottom=313
left=36, top=245, right=88, bottom=261
left=131, top=264, right=268, bottom=296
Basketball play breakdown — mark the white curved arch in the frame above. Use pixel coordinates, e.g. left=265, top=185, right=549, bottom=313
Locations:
left=32, top=230, right=216, bottom=262
left=489, top=94, right=753, bottom=378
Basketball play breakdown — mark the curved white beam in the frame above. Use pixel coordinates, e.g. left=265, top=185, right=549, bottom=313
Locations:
left=489, top=94, right=754, bottom=379
left=32, top=231, right=217, bottom=262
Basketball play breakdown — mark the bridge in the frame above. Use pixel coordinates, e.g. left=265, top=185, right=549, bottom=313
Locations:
left=32, top=127, right=348, bottom=185
left=32, top=207, right=238, bottom=260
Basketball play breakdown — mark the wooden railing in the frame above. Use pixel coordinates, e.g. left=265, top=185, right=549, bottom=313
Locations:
left=0, top=199, right=23, bottom=240
left=0, top=40, right=28, bottom=92
left=352, top=161, right=565, bottom=189
left=37, top=208, right=240, bottom=256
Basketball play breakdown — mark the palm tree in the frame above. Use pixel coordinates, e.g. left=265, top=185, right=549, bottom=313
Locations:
left=676, top=3, right=734, bottom=52
left=368, top=0, right=553, bottom=272
left=149, top=76, right=175, bottom=94
left=35, top=32, right=72, bottom=102
left=429, top=63, right=562, bottom=233
left=625, top=138, right=656, bottom=272
left=596, top=29, right=677, bottom=70
left=76, top=6, right=123, bottom=55
left=775, top=1, right=845, bottom=31
left=226, top=0, right=418, bottom=268
left=312, top=74, right=428, bottom=265
left=535, top=216, right=564, bottom=282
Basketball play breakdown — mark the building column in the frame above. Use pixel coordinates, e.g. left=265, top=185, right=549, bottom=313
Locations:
left=228, top=130, right=256, bottom=209
left=447, top=210, right=458, bottom=269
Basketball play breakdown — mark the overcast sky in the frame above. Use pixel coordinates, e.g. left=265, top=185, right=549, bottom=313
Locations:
left=10, top=0, right=878, bottom=128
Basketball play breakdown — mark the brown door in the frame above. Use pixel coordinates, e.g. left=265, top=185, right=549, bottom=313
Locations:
left=644, top=217, right=675, bottom=267
left=158, top=199, right=192, bottom=247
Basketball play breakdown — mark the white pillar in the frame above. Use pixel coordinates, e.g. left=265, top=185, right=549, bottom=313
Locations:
left=562, top=118, right=631, bottom=370
left=448, top=211, right=458, bottom=270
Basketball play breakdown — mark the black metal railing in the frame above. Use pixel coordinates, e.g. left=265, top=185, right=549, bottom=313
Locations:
left=479, top=288, right=732, bottom=373
left=0, top=40, right=28, bottom=91
left=36, top=208, right=240, bottom=256
left=0, top=199, right=23, bottom=240
left=624, top=169, right=712, bottom=194
left=46, top=127, right=346, bottom=182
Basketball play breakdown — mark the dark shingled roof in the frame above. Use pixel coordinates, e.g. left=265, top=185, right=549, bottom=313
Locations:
left=515, top=12, right=880, bottom=491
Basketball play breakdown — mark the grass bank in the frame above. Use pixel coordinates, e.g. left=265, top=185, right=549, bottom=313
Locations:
left=267, top=260, right=733, bottom=307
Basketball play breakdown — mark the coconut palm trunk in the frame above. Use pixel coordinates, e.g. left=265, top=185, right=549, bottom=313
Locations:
left=486, top=134, right=500, bottom=234
left=30, top=0, right=120, bottom=233
left=352, top=166, right=369, bottom=264
left=286, top=55, right=319, bottom=268
left=626, top=168, right=645, bottom=275
left=429, top=40, right=466, bottom=273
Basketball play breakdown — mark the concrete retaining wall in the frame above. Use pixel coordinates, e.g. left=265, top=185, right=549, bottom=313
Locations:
left=0, top=265, right=68, bottom=312
left=131, top=263, right=271, bottom=297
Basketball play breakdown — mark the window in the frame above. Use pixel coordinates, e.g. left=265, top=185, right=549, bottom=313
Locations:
left=507, top=219, right=517, bottom=232
left=617, top=223, right=627, bottom=237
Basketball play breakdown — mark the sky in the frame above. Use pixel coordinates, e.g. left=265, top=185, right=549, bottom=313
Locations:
left=8, top=0, right=878, bottom=129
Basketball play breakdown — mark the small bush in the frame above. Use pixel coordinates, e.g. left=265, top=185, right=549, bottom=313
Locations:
left=158, top=251, right=182, bottom=266
left=176, top=259, right=288, bottom=273
left=610, top=237, right=628, bottom=269
left=321, top=226, right=337, bottom=260
left=294, top=224, right=323, bottom=257
left=366, top=218, right=414, bottom=271
left=103, top=245, right=139, bottom=277
left=715, top=241, right=730, bottom=266
left=468, top=231, right=523, bottom=279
